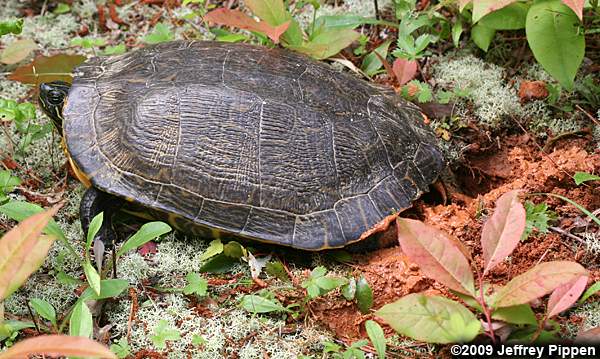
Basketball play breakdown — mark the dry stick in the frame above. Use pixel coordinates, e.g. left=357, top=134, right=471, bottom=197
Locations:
left=373, top=0, right=380, bottom=20
left=576, top=104, right=600, bottom=126
left=25, top=299, right=41, bottom=334
left=549, top=226, right=586, bottom=245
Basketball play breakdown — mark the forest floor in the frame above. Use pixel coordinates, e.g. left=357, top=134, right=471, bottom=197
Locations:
left=0, top=1, right=599, bottom=358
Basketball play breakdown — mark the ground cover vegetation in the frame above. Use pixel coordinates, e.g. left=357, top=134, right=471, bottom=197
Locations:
left=0, top=0, right=599, bottom=357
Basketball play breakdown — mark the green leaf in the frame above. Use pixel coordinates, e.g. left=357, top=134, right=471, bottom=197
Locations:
left=29, top=298, right=56, bottom=326
left=199, top=253, right=238, bottom=273
left=341, top=277, right=356, bottom=300
left=101, top=44, right=127, bottom=56
left=200, top=239, right=223, bottom=261
left=240, top=295, right=289, bottom=313
left=316, top=276, right=347, bottom=292
left=522, top=201, right=557, bottom=240
left=0, top=320, right=34, bottom=342
left=117, top=221, right=171, bottom=257
left=525, top=0, right=585, bottom=90
left=452, top=19, right=463, bottom=47
left=53, top=3, right=71, bottom=14
left=183, top=272, right=208, bottom=296
left=0, top=200, right=66, bottom=242
left=69, top=300, right=93, bottom=338
left=361, top=40, right=391, bottom=77
left=86, top=212, right=103, bottom=251
left=542, top=193, right=600, bottom=228
left=71, top=37, right=107, bottom=49
left=365, top=320, right=386, bottom=359
left=223, top=241, right=245, bottom=258
left=265, top=261, right=289, bottom=281
left=80, top=279, right=129, bottom=301
left=191, top=334, right=206, bottom=346
left=376, top=293, right=481, bottom=344
left=356, top=277, right=373, bottom=314
left=0, top=170, right=20, bottom=194
left=110, top=337, right=131, bottom=359
left=290, top=29, right=360, bottom=60
left=314, top=15, right=392, bottom=31
left=151, top=320, right=181, bottom=349
left=492, top=304, right=538, bottom=325
left=0, top=18, right=23, bottom=36
left=574, top=172, right=600, bottom=185
left=142, top=23, right=174, bottom=44
left=478, top=2, right=529, bottom=30
left=471, top=24, right=496, bottom=52
left=578, top=281, right=600, bottom=304
left=83, top=260, right=101, bottom=296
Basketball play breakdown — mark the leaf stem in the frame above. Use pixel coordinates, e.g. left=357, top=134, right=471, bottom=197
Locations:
left=477, top=270, right=496, bottom=344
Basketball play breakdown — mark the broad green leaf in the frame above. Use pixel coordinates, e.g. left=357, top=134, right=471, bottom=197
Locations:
left=0, top=201, right=66, bottom=242
left=365, top=320, right=386, bottom=359
left=8, top=54, right=86, bottom=86
left=199, top=253, right=238, bottom=273
left=376, top=294, right=481, bottom=344
left=0, top=39, right=37, bottom=65
left=80, top=279, right=129, bottom=301
left=0, top=170, right=20, bottom=193
left=0, top=335, right=117, bottom=359
left=151, top=320, right=180, bottom=349
left=481, top=190, right=526, bottom=274
left=315, top=276, right=347, bottom=292
left=290, top=29, right=360, bottom=60
left=265, top=261, right=290, bottom=281
left=492, top=261, right=588, bottom=308
left=314, top=15, right=392, bottom=31
left=361, top=40, right=391, bottom=77
left=142, top=23, right=174, bottom=44
left=53, top=3, right=70, bottom=14
left=83, top=260, right=101, bottom=296
left=579, top=281, right=600, bottom=304
left=245, top=0, right=288, bottom=26
left=452, top=19, right=463, bottom=48
left=86, top=212, right=103, bottom=251
left=0, top=205, right=59, bottom=301
left=0, top=320, right=34, bottom=342
left=200, top=239, right=223, bottom=261
left=478, top=2, right=529, bottom=30
left=525, top=0, right=585, bottom=90
left=574, top=172, right=600, bottom=185
left=101, top=44, right=126, bottom=56
left=29, top=298, right=56, bottom=326
left=492, top=304, right=537, bottom=325
left=240, top=295, right=289, bottom=313
left=204, top=9, right=290, bottom=43
left=472, top=0, right=519, bottom=23
left=223, top=241, right=246, bottom=258
left=69, top=300, right=93, bottom=338
left=117, top=221, right=171, bottom=257
left=547, top=275, right=588, bottom=318
left=183, top=272, right=208, bottom=296
left=0, top=18, right=23, bottom=36
left=356, top=276, right=373, bottom=314
left=396, top=218, right=475, bottom=296
left=471, top=24, right=496, bottom=52
left=341, top=277, right=356, bottom=300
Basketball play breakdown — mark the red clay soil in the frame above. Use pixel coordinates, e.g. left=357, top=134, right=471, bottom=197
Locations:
left=310, top=135, right=600, bottom=340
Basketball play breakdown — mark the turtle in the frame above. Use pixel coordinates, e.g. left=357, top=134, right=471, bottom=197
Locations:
left=38, top=40, right=444, bottom=251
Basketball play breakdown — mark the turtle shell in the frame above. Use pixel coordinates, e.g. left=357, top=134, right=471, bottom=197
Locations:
left=63, top=41, right=444, bottom=250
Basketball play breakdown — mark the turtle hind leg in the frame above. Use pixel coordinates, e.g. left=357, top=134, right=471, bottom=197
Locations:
left=80, top=187, right=124, bottom=246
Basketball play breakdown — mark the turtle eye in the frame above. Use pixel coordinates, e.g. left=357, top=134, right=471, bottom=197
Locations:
left=47, top=90, right=64, bottom=105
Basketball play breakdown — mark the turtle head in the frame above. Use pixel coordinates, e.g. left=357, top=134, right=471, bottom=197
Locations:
left=39, top=81, right=70, bottom=135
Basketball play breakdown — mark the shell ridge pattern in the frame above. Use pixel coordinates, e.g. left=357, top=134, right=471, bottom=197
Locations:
left=366, top=95, right=396, bottom=171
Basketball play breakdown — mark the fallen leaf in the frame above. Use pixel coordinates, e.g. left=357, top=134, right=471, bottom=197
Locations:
left=204, top=9, right=290, bottom=43
left=9, top=53, right=86, bottom=86
left=481, top=190, right=526, bottom=275
left=519, top=80, right=548, bottom=102
left=547, top=275, right=588, bottom=318
left=392, top=58, right=418, bottom=86
left=561, top=0, right=584, bottom=20
left=396, top=218, right=475, bottom=296
left=0, top=39, right=37, bottom=65
left=0, top=334, right=116, bottom=359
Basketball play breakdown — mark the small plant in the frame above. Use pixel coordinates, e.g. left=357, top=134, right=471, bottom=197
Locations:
left=323, top=339, right=369, bottom=359
left=0, top=18, right=23, bottom=37
left=376, top=190, right=590, bottom=344
left=151, top=320, right=181, bottom=349
left=0, top=98, right=52, bottom=157
left=0, top=170, right=20, bottom=205
left=522, top=201, right=557, bottom=240
left=301, top=266, right=347, bottom=299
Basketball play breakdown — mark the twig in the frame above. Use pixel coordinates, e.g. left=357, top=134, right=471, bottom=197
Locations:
left=549, top=226, right=586, bottom=245
left=26, top=300, right=41, bottom=334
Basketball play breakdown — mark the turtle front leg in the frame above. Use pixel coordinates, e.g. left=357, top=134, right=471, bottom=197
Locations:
left=80, top=187, right=123, bottom=247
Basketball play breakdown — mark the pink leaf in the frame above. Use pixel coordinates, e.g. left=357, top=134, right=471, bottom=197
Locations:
left=481, top=190, right=526, bottom=275
left=492, top=261, right=588, bottom=308
left=561, top=0, right=584, bottom=21
left=472, top=0, right=519, bottom=23
left=204, top=9, right=290, bottom=44
left=547, top=275, right=588, bottom=318
left=392, top=58, right=418, bottom=86
left=575, top=327, right=600, bottom=344
left=397, top=218, right=475, bottom=296
left=0, top=335, right=116, bottom=359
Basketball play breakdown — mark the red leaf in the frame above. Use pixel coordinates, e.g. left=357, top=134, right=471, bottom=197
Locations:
left=481, top=190, right=526, bottom=275
left=204, top=9, right=290, bottom=44
left=8, top=54, right=86, bottom=86
left=392, top=58, right=418, bottom=86
left=575, top=327, right=600, bottom=344
left=0, top=335, right=116, bottom=359
left=547, top=275, right=588, bottom=318
left=396, top=218, right=475, bottom=296
left=491, top=261, right=588, bottom=308
left=138, top=241, right=157, bottom=256
left=561, top=0, right=584, bottom=21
